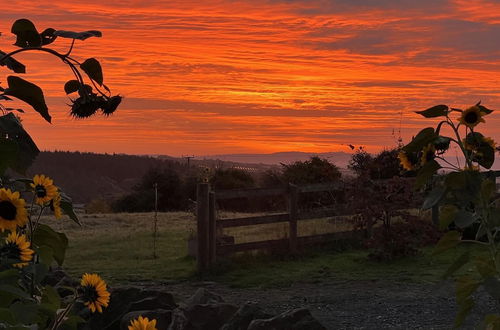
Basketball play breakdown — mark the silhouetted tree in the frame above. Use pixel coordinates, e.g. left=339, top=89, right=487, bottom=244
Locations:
left=282, top=156, right=341, bottom=185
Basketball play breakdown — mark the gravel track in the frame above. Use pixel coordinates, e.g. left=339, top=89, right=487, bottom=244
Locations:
left=142, top=279, right=497, bottom=329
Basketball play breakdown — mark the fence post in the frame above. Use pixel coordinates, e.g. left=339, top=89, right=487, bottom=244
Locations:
left=208, top=191, right=216, bottom=266
left=288, top=183, right=298, bottom=254
left=196, top=183, right=210, bottom=272
left=431, top=204, right=439, bottom=225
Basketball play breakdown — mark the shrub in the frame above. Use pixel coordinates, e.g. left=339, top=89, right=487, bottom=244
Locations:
left=365, top=216, right=441, bottom=261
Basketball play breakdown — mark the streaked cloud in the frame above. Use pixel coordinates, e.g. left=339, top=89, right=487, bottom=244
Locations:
left=0, top=0, right=498, bottom=156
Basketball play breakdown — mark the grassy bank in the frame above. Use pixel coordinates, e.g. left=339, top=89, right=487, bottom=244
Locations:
left=40, top=212, right=482, bottom=287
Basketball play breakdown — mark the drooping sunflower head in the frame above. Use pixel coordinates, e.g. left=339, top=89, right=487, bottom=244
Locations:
left=128, top=316, right=158, bottom=330
left=1, top=231, right=34, bottom=268
left=50, top=192, right=62, bottom=220
left=462, top=164, right=480, bottom=172
left=458, top=106, right=485, bottom=128
left=80, top=273, right=110, bottom=313
left=0, top=188, right=28, bottom=232
left=398, top=150, right=418, bottom=171
left=30, top=175, right=58, bottom=206
left=483, top=136, right=497, bottom=149
left=420, top=144, right=436, bottom=166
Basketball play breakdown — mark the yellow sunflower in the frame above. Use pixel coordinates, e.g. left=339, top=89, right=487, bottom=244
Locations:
left=3, top=231, right=34, bottom=268
left=420, top=144, right=436, bottom=166
left=483, top=137, right=496, bottom=149
left=458, top=106, right=485, bottom=128
left=462, top=165, right=480, bottom=171
left=128, top=316, right=158, bottom=330
left=50, top=192, right=62, bottom=220
left=30, top=175, right=58, bottom=206
left=80, top=273, right=110, bottom=313
left=398, top=151, right=415, bottom=171
left=0, top=188, right=28, bottom=232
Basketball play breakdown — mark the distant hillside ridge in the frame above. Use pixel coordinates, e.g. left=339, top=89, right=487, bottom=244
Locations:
left=26, top=151, right=185, bottom=204
left=21, top=150, right=356, bottom=204
left=203, top=151, right=352, bottom=167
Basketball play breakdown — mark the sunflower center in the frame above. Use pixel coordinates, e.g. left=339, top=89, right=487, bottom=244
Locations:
left=1, top=243, right=21, bottom=260
left=0, top=201, right=17, bottom=220
left=35, top=185, right=47, bottom=198
left=464, top=111, right=478, bottom=124
left=82, top=285, right=99, bottom=302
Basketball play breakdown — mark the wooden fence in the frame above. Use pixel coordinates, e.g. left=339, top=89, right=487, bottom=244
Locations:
left=195, top=181, right=362, bottom=271
left=195, top=170, right=500, bottom=272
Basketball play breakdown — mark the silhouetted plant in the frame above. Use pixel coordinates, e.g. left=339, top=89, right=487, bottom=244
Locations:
left=401, top=102, right=499, bottom=328
left=0, top=19, right=122, bottom=329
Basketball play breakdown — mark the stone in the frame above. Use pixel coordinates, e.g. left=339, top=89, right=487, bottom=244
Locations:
left=184, top=303, right=238, bottom=329
left=82, top=286, right=177, bottom=329
left=168, top=308, right=190, bottom=330
left=248, top=308, right=326, bottom=330
left=221, top=302, right=272, bottom=330
left=184, top=288, right=224, bottom=308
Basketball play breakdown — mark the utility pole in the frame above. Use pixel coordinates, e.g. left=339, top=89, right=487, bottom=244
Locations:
left=182, top=155, right=195, bottom=167
left=153, top=182, right=158, bottom=259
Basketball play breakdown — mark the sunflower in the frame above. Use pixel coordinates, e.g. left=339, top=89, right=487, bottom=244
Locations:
left=50, top=192, right=62, bottom=220
left=80, top=273, right=110, bottom=313
left=31, top=175, right=58, bottom=206
left=0, top=188, right=28, bottom=232
left=398, top=151, right=416, bottom=171
left=458, top=106, right=485, bottom=128
left=2, top=231, right=34, bottom=268
left=462, top=165, right=480, bottom=171
left=420, top=144, right=436, bottom=166
left=128, top=316, right=158, bottom=330
left=483, top=137, right=496, bottom=149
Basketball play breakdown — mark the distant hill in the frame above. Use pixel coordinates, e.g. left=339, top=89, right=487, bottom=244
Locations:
left=25, top=151, right=186, bottom=204
left=19, top=150, right=355, bottom=204
left=203, top=151, right=353, bottom=168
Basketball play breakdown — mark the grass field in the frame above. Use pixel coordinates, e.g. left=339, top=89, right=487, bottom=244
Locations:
left=39, top=211, right=485, bottom=287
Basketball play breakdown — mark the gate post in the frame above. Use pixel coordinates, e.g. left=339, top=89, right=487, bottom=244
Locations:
left=288, top=183, right=298, bottom=254
left=208, top=191, right=216, bottom=265
left=196, top=183, right=210, bottom=272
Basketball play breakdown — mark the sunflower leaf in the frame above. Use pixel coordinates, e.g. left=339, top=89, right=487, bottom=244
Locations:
left=433, top=230, right=461, bottom=255
left=11, top=19, right=41, bottom=48
left=33, top=224, right=68, bottom=266
left=0, top=50, right=26, bottom=73
left=416, top=104, right=448, bottom=118
left=0, top=113, right=40, bottom=175
left=4, top=76, right=51, bottom=123
left=60, top=192, right=81, bottom=226
left=80, top=58, right=103, bottom=86
left=403, top=127, right=437, bottom=153
left=53, top=30, right=102, bottom=40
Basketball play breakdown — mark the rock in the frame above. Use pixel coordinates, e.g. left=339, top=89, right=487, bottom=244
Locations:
left=248, top=308, right=326, bottom=330
left=82, top=286, right=177, bottom=329
left=42, top=267, right=69, bottom=286
left=129, top=291, right=177, bottom=311
left=183, top=303, right=238, bottom=329
left=184, top=288, right=224, bottom=308
left=120, top=309, right=172, bottom=330
left=168, top=308, right=190, bottom=330
left=221, top=302, right=272, bottom=330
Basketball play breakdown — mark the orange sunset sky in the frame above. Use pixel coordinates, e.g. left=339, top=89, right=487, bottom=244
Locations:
left=1, top=0, right=500, bottom=156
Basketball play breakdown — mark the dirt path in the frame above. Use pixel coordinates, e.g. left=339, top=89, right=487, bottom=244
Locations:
left=141, top=279, right=497, bottom=329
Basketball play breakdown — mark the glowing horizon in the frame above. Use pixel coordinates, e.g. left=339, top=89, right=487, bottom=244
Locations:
left=1, top=0, right=499, bottom=157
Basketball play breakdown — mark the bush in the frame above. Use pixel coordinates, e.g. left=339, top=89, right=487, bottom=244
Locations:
left=85, top=198, right=112, bottom=214
left=113, top=166, right=184, bottom=212
left=365, top=216, right=441, bottom=261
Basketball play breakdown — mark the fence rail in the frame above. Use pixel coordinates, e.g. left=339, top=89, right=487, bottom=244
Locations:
left=195, top=171, right=500, bottom=272
left=196, top=181, right=346, bottom=271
